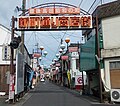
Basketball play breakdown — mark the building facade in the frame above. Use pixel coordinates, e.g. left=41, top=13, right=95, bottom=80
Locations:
left=81, top=0, right=120, bottom=102
left=0, top=24, right=32, bottom=95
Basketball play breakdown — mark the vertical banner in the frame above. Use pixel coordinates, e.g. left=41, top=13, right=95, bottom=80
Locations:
left=9, top=74, right=14, bottom=99
left=75, top=75, right=83, bottom=90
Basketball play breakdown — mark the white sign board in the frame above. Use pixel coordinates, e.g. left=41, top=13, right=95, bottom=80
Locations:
left=75, top=75, right=83, bottom=85
left=15, top=51, right=24, bottom=94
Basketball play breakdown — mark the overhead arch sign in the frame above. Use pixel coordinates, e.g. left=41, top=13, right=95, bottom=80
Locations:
left=18, top=15, right=92, bottom=30
left=16, top=7, right=92, bottom=31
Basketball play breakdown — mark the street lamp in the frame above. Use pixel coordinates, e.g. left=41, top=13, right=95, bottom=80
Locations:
left=52, top=61, right=55, bottom=65
left=65, top=37, right=70, bottom=50
left=56, top=53, right=60, bottom=58
left=40, top=46, right=44, bottom=55
left=59, top=48, right=63, bottom=54
left=53, top=58, right=57, bottom=62
left=39, top=57, right=42, bottom=61
left=65, top=37, right=70, bottom=88
left=43, top=51, right=48, bottom=57
left=60, top=44, right=65, bottom=50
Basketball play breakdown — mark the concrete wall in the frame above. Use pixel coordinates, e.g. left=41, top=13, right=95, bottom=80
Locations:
left=102, top=15, right=120, bottom=49
left=70, top=52, right=81, bottom=78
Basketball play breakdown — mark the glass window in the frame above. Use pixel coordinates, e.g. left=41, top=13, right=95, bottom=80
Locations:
left=110, top=61, right=120, bottom=70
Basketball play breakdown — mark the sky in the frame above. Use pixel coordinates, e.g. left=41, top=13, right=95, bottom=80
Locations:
left=0, top=0, right=116, bottom=67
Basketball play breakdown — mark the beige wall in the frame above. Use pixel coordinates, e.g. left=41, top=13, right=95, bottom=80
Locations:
left=102, top=15, right=120, bottom=49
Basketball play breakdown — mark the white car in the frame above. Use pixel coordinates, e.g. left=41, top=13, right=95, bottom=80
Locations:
left=41, top=78, right=45, bottom=82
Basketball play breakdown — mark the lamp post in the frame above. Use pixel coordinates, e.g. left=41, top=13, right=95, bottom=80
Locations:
left=56, top=53, right=60, bottom=59
left=65, top=37, right=71, bottom=88
left=39, top=57, right=42, bottom=62
left=60, top=44, right=65, bottom=86
left=65, top=37, right=70, bottom=50
left=60, top=44, right=65, bottom=51
left=43, top=51, right=48, bottom=57
left=40, top=46, right=44, bottom=56
left=59, top=48, right=63, bottom=54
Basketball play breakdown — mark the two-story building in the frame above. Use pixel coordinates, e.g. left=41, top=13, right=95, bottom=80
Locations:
left=81, top=0, right=120, bottom=102
left=0, top=24, right=32, bottom=96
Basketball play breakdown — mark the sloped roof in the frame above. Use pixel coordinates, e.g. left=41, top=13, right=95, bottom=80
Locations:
left=93, top=0, right=120, bottom=19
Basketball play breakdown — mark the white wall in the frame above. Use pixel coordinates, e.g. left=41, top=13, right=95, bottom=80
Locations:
left=104, top=58, right=120, bottom=90
left=0, top=25, right=19, bottom=65
left=102, top=15, right=120, bottom=49
left=104, top=60, right=111, bottom=90
left=0, top=25, right=11, bottom=64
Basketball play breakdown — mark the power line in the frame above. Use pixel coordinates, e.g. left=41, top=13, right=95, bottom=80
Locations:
left=25, top=32, right=34, bottom=44
left=36, top=34, right=56, bottom=54
left=78, top=0, right=84, bottom=7
left=87, top=0, right=97, bottom=13
left=48, top=31, right=60, bottom=43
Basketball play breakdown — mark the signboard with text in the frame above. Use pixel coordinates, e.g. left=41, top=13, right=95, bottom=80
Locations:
left=15, top=51, right=24, bottom=94
left=68, top=47, right=78, bottom=52
left=17, top=15, right=92, bottom=30
left=61, top=56, right=68, bottom=60
left=75, top=75, right=83, bottom=85
left=29, top=7, right=80, bottom=15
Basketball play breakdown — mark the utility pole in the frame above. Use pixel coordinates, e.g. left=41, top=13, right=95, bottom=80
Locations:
left=95, top=16, right=103, bottom=103
left=21, top=0, right=26, bottom=54
left=10, top=16, right=15, bottom=75
left=35, top=43, right=39, bottom=66
left=9, top=16, right=15, bottom=103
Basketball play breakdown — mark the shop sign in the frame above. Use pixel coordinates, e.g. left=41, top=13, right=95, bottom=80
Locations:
left=61, top=56, right=68, bottom=60
left=18, top=15, right=92, bottom=29
left=69, top=47, right=78, bottom=52
left=32, top=53, right=41, bottom=58
left=75, top=75, right=83, bottom=85
left=29, top=7, right=80, bottom=15
left=71, top=52, right=79, bottom=58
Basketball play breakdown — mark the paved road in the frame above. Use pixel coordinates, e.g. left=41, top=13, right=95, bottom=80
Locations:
left=22, top=80, right=91, bottom=106
left=1, top=80, right=119, bottom=106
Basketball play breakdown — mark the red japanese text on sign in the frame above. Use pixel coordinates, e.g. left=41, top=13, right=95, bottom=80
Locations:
left=18, top=15, right=92, bottom=29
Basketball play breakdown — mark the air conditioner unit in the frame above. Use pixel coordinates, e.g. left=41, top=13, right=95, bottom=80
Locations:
left=111, top=89, right=120, bottom=102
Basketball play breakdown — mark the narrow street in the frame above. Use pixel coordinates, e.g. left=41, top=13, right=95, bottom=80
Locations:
left=1, top=80, right=120, bottom=106
left=19, top=80, right=115, bottom=106
left=22, top=80, right=91, bottom=106
left=1, top=0, right=120, bottom=105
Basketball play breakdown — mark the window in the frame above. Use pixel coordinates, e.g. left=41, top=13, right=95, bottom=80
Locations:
left=110, top=61, right=120, bottom=70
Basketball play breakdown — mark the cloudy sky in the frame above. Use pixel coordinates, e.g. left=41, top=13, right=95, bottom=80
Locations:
left=0, top=0, right=116, bottom=66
